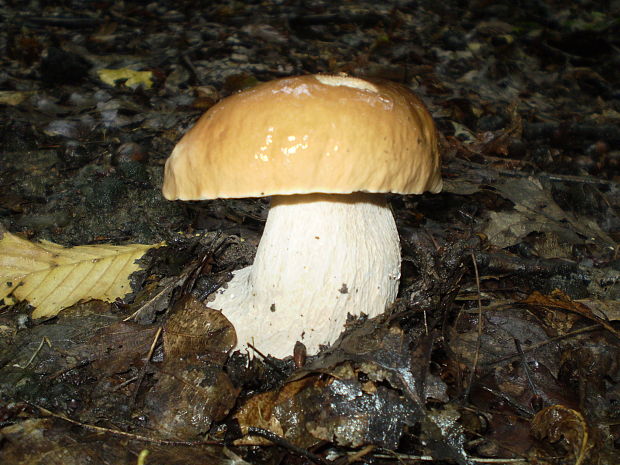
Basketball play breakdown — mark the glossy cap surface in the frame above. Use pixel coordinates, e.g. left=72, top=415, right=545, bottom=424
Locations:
left=163, top=74, right=442, bottom=200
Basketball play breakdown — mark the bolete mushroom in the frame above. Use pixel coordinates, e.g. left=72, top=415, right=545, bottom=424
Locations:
left=163, top=74, right=441, bottom=358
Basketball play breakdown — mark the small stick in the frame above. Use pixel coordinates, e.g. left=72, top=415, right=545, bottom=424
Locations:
left=14, top=337, right=51, bottom=369
left=131, top=326, right=162, bottom=406
left=29, top=403, right=220, bottom=446
left=246, top=343, right=289, bottom=380
left=464, top=252, right=483, bottom=402
left=246, top=427, right=329, bottom=465
left=346, top=444, right=375, bottom=463
left=514, top=339, right=541, bottom=399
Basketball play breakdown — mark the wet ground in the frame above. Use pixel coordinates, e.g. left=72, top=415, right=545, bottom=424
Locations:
left=0, top=1, right=619, bottom=464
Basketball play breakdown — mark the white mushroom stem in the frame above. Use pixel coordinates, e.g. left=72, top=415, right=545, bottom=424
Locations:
left=208, top=192, right=401, bottom=358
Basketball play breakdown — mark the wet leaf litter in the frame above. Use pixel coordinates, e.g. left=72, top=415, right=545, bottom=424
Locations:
left=0, top=1, right=619, bottom=464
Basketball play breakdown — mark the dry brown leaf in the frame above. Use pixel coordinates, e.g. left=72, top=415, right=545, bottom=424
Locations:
left=145, top=297, right=239, bottom=439
left=164, top=296, right=237, bottom=364
left=234, top=376, right=317, bottom=446
left=524, top=290, right=620, bottom=339
left=147, top=364, right=238, bottom=439
left=482, top=176, right=614, bottom=250
left=0, top=230, right=161, bottom=319
left=576, top=299, right=620, bottom=322
left=531, top=405, right=591, bottom=465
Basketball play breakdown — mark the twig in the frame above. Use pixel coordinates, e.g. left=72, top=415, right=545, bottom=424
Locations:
left=182, top=53, right=206, bottom=86
left=13, top=337, right=51, bottom=369
left=111, top=376, right=139, bottom=392
left=131, top=326, right=162, bottom=406
left=108, top=8, right=142, bottom=25
left=17, top=15, right=101, bottom=28
left=182, top=232, right=227, bottom=298
left=456, top=157, right=619, bottom=186
left=514, top=339, right=541, bottom=400
left=373, top=449, right=527, bottom=463
left=480, top=385, right=535, bottom=418
left=29, top=403, right=221, bottom=446
left=246, top=427, right=329, bottom=465
left=123, top=277, right=183, bottom=322
left=288, top=12, right=384, bottom=27
left=485, top=324, right=601, bottom=367
left=246, top=343, right=290, bottom=380
left=346, top=444, right=375, bottom=463
left=505, top=168, right=618, bottom=186
left=48, top=359, right=92, bottom=380
left=464, top=252, right=484, bottom=402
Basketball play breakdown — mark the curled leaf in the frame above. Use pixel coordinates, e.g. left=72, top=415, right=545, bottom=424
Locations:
left=531, top=405, right=591, bottom=465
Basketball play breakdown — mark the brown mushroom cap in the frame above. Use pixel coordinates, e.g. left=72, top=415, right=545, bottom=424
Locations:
left=162, top=74, right=442, bottom=200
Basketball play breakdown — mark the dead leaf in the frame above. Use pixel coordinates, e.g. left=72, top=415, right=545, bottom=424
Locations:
left=235, top=320, right=439, bottom=450
left=576, top=299, right=620, bottom=322
left=0, top=416, right=241, bottom=465
left=524, top=290, right=620, bottom=339
left=420, top=406, right=468, bottom=465
left=0, top=230, right=161, bottom=319
left=483, top=176, right=614, bottom=250
left=145, top=297, right=239, bottom=439
left=147, top=363, right=238, bottom=439
left=531, top=405, right=591, bottom=465
left=83, top=321, right=159, bottom=376
left=0, top=90, right=34, bottom=106
left=164, top=296, right=236, bottom=364
left=97, top=68, right=153, bottom=89
left=234, top=376, right=317, bottom=446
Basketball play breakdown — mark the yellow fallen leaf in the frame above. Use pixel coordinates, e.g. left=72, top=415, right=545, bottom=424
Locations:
left=97, top=68, right=153, bottom=89
left=0, top=230, right=161, bottom=319
left=0, top=91, right=34, bottom=106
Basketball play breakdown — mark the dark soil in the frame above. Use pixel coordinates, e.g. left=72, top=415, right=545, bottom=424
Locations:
left=0, top=1, right=619, bottom=464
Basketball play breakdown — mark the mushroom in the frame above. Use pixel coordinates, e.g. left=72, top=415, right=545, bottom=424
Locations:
left=163, top=74, right=442, bottom=358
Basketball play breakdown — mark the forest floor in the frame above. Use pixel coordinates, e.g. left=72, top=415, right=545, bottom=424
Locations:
left=0, top=1, right=619, bottom=464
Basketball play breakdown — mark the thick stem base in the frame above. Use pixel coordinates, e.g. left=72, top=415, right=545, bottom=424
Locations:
left=208, top=193, right=401, bottom=358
